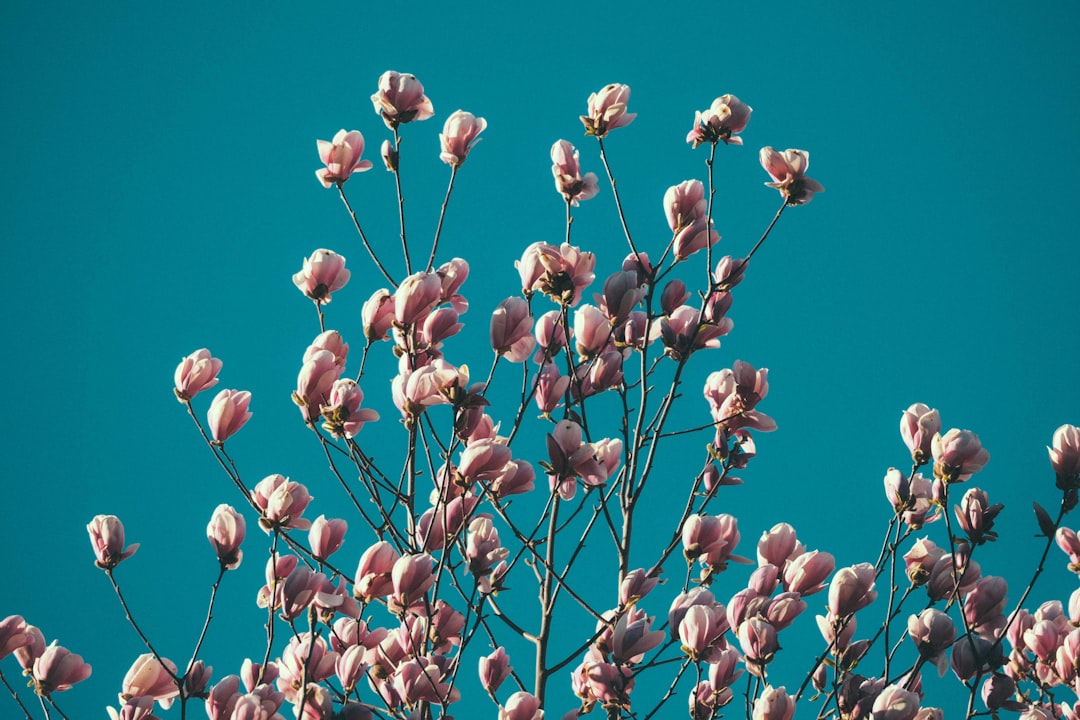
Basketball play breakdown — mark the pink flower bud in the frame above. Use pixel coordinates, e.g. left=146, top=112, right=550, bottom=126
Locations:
left=687, top=95, right=752, bottom=148
left=500, top=691, right=543, bottom=720
left=907, top=609, right=956, bottom=670
left=900, top=403, right=941, bottom=465
left=315, top=130, right=373, bottom=188
left=354, top=541, right=399, bottom=602
left=206, top=674, right=241, bottom=718
left=955, top=487, right=1003, bottom=545
left=664, top=180, right=719, bottom=261
left=870, top=684, right=921, bottom=720
left=207, top=504, right=245, bottom=570
left=121, top=653, right=179, bottom=708
left=551, top=139, right=599, bottom=206
left=479, top=647, right=511, bottom=694
left=292, top=249, right=350, bottom=305
left=87, top=514, right=139, bottom=569
left=581, top=83, right=636, bottom=137
left=491, top=297, right=536, bottom=362
left=963, top=575, right=1008, bottom=636
left=0, top=616, right=30, bottom=661
left=598, top=271, right=646, bottom=326
left=534, top=363, right=570, bottom=416
left=389, top=554, right=435, bottom=613
left=320, top=378, right=379, bottom=439
left=207, top=389, right=252, bottom=444
left=174, top=348, right=222, bottom=401
left=439, top=110, right=486, bottom=167
left=738, top=618, right=779, bottom=670
left=309, top=515, right=347, bottom=560
left=756, top=522, right=802, bottom=568
left=828, top=563, right=877, bottom=618
left=679, top=604, right=730, bottom=662
left=932, top=428, right=990, bottom=483
left=294, top=349, right=343, bottom=423
left=394, top=271, right=443, bottom=326
left=759, top=147, right=824, bottom=205
left=13, top=624, right=45, bottom=672
left=371, top=71, right=434, bottom=129
left=380, top=139, right=397, bottom=172
left=1050, top=424, right=1080, bottom=488
left=362, top=289, right=395, bottom=342
left=660, top=279, right=689, bottom=316
left=32, top=643, right=92, bottom=695
left=783, top=550, right=835, bottom=596
left=751, top=685, right=795, bottom=720
left=618, top=569, right=659, bottom=606
left=252, top=474, right=313, bottom=532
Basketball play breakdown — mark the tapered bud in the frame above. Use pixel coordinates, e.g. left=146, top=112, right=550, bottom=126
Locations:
left=207, top=504, right=245, bottom=570
left=207, top=389, right=252, bottom=444
left=1050, top=424, right=1080, bottom=489
left=479, top=647, right=511, bottom=694
left=309, top=516, right=347, bottom=560
left=828, top=563, right=877, bottom=618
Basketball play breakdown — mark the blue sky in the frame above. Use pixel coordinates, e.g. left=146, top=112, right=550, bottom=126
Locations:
left=3, top=2, right=1079, bottom=717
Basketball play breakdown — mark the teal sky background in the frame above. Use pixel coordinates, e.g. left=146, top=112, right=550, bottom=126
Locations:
left=3, top=2, right=1079, bottom=717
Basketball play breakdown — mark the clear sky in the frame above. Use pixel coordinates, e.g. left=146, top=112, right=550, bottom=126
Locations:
left=3, top=2, right=1079, bottom=718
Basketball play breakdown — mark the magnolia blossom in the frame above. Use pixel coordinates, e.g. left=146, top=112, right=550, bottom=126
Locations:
left=759, top=147, right=824, bottom=205
left=581, top=83, right=636, bottom=137
left=121, top=654, right=179, bottom=709
left=207, top=504, right=245, bottom=570
left=315, top=129, right=373, bottom=188
left=207, top=389, right=252, bottom=444
left=32, top=643, right=92, bottom=695
left=687, top=94, right=752, bottom=148
left=293, top=249, right=350, bottom=305
left=371, top=70, right=434, bottom=128
left=551, top=139, right=598, bottom=205
left=931, top=428, right=990, bottom=483
left=174, top=348, right=222, bottom=401
left=87, top=514, right=139, bottom=569
left=1050, top=424, right=1080, bottom=486
left=439, top=110, right=486, bottom=167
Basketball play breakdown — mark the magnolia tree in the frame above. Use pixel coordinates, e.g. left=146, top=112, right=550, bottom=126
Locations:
left=4, top=72, right=1080, bottom=720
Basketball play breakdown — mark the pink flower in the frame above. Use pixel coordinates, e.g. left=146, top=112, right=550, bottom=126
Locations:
left=207, top=504, right=245, bottom=570
left=121, top=653, right=179, bottom=709
left=900, top=403, right=941, bottom=465
left=252, top=474, right=313, bottom=532
left=479, top=647, right=511, bottom=694
left=174, top=348, right=222, bottom=402
left=907, top=609, right=956, bottom=673
left=32, top=643, right=92, bottom=695
left=828, top=563, right=877, bottom=618
left=783, top=550, right=835, bottom=596
left=678, top=604, right=730, bottom=662
left=394, top=271, right=443, bottom=326
left=664, top=180, right=719, bottom=261
left=371, top=71, right=434, bottom=129
left=491, top=297, right=536, bottom=362
left=516, top=241, right=596, bottom=307
left=0, top=616, right=30, bottom=660
left=687, top=95, right=752, bottom=148
left=87, top=514, right=139, bottom=569
left=315, top=130, right=373, bottom=188
left=759, top=147, right=825, bottom=205
left=294, top=349, right=343, bottom=423
left=362, top=289, right=395, bottom=342
left=293, top=249, right=350, bottom=305
left=752, top=685, right=795, bottom=720
left=354, top=541, right=400, bottom=602
left=439, top=110, right=486, bottom=167
left=500, top=691, right=543, bottom=720
left=551, top=139, right=599, bottom=205
left=320, top=378, right=379, bottom=439
left=581, top=83, right=636, bottom=137
left=931, top=428, right=990, bottom=483
left=309, top=515, right=348, bottom=560
left=870, top=684, right=921, bottom=720
left=738, top=617, right=780, bottom=669
left=1050, top=424, right=1080, bottom=488
left=389, top=554, right=435, bottom=612
left=207, top=389, right=252, bottom=444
